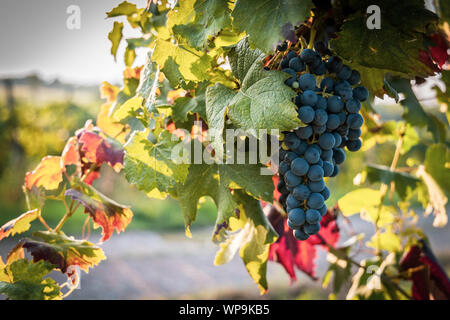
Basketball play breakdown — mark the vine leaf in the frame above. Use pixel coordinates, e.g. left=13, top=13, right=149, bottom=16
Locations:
left=177, top=150, right=274, bottom=241
left=168, top=0, right=231, bottom=49
left=108, top=21, right=124, bottom=60
left=214, top=191, right=277, bottom=294
left=268, top=207, right=340, bottom=281
left=231, top=0, right=313, bottom=53
left=106, top=1, right=138, bottom=18
left=24, top=156, right=64, bottom=191
left=333, top=0, right=438, bottom=97
left=0, top=209, right=39, bottom=241
left=19, top=231, right=106, bottom=274
left=0, top=259, right=61, bottom=300
left=124, top=129, right=189, bottom=197
left=226, top=38, right=301, bottom=132
left=66, top=183, right=133, bottom=242
left=153, top=38, right=212, bottom=82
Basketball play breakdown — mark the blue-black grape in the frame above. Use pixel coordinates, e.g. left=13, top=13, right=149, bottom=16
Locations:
left=277, top=41, right=288, bottom=52
left=291, top=157, right=309, bottom=176
left=277, top=49, right=366, bottom=241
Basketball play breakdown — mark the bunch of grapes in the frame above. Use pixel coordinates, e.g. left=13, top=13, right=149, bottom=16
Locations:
left=275, top=43, right=368, bottom=241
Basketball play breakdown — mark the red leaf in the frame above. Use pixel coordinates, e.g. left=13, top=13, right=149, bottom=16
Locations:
left=429, top=33, right=449, bottom=68
left=267, top=206, right=341, bottom=281
left=400, top=241, right=450, bottom=300
left=272, top=175, right=281, bottom=202
left=78, top=131, right=124, bottom=173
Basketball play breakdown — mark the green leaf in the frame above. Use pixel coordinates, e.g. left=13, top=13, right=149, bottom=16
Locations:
left=21, top=231, right=106, bottom=273
left=338, top=188, right=381, bottom=216
left=176, top=151, right=274, bottom=241
left=106, top=1, right=138, bottom=18
left=170, top=82, right=208, bottom=122
left=0, top=259, right=61, bottom=300
left=225, top=38, right=301, bottom=132
left=168, top=0, right=232, bottom=49
left=367, top=231, right=402, bottom=252
left=0, top=209, right=39, bottom=241
left=136, top=51, right=160, bottom=112
left=390, top=78, right=447, bottom=142
left=153, top=38, right=212, bottom=82
left=124, top=129, right=189, bottom=198
left=124, top=46, right=136, bottom=67
left=332, top=1, right=437, bottom=82
left=108, top=21, right=124, bottom=60
left=425, top=144, right=450, bottom=195
left=365, top=164, right=421, bottom=200
left=232, top=0, right=313, bottom=53
left=214, top=191, right=277, bottom=294
left=161, top=56, right=184, bottom=88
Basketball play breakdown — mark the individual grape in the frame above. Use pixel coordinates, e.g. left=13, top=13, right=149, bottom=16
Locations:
left=286, top=51, right=297, bottom=60
left=347, top=138, right=362, bottom=151
left=318, top=133, right=336, bottom=150
left=291, top=157, right=309, bottom=176
left=311, top=61, right=326, bottom=75
left=293, top=184, right=311, bottom=201
left=304, top=146, right=321, bottom=164
left=314, top=109, right=328, bottom=126
left=332, top=133, right=342, bottom=148
left=321, top=149, right=333, bottom=161
left=333, top=148, right=346, bottom=165
left=281, top=57, right=290, bottom=69
left=284, top=152, right=298, bottom=164
left=289, top=57, right=305, bottom=72
left=347, top=113, right=364, bottom=129
left=326, top=56, right=343, bottom=73
left=353, top=86, right=369, bottom=101
left=292, top=140, right=308, bottom=155
left=337, top=65, right=352, bottom=80
left=304, top=222, right=321, bottom=235
left=338, top=88, right=353, bottom=101
left=334, top=80, right=351, bottom=93
left=348, top=128, right=361, bottom=141
left=282, top=68, right=297, bottom=86
left=291, top=81, right=299, bottom=89
left=314, top=40, right=329, bottom=55
left=284, top=170, right=303, bottom=188
left=320, top=77, right=334, bottom=93
left=308, top=164, right=324, bottom=181
left=313, top=124, right=327, bottom=135
left=320, top=186, right=330, bottom=200
left=330, top=164, right=340, bottom=177
left=288, top=208, right=306, bottom=227
left=307, top=192, right=325, bottom=209
left=348, top=70, right=361, bottom=85
left=301, top=90, right=318, bottom=106
left=318, top=204, right=327, bottom=216
left=306, top=209, right=321, bottom=224
left=337, top=112, right=347, bottom=125
left=309, top=179, right=325, bottom=192
left=294, top=228, right=310, bottom=240
left=298, top=106, right=315, bottom=123
left=279, top=160, right=290, bottom=175
left=322, top=161, right=334, bottom=177
left=299, top=74, right=316, bottom=90
left=284, top=133, right=300, bottom=149
left=300, top=48, right=316, bottom=64
left=316, top=95, right=327, bottom=109
left=336, top=124, right=349, bottom=136
left=317, top=158, right=324, bottom=167
left=295, top=126, right=313, bottom=140
left=327, top=95, right=344, bottom=113
left=345, top=98, right=361, bottom=113
left=277, top=41, right=288, bottom=52
left=286, top=194, right=302, bottom=209
left=326, top=114, right=340, bottom=130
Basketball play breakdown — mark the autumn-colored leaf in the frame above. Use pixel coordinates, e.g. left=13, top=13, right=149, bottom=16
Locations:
left=0, top=209, right=39, bottom=241
left=268, top=206, right=340, bottom=281
left=65, top=183, right=133, bottom=242
left=100, top=81, right=120, bottom=102
left=96, top=104, right=128, bottom=143
left=78, top=131, right=124, bottom=173
left=20, top=231, right=106, bottom=273
left=429, top=32, right=450, bottom=68
left=61, top=136, right=80, bottom=169
left=24, top=156, right=64, bottom=191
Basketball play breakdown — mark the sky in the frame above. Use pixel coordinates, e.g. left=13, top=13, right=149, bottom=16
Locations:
left=0, top=0, right=148, bottom=85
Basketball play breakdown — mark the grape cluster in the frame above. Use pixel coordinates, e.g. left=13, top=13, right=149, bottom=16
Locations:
left=276, top=45, right=368, bottom=241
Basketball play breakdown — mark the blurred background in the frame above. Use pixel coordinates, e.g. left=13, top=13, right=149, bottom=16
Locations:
left=0, top=0, right=449, bottom=300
